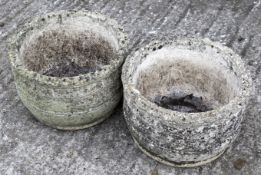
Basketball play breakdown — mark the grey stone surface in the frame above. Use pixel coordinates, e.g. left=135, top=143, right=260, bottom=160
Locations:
left=0, top=0, right=260, bottom=174
left=122, top=38, right=252, bottom=167
left=8, top=10, right=127, bottom=130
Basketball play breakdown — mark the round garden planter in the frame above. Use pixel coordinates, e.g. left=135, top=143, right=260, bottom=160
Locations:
left=122, top=38, right=252, bottom=167
left=8, top=10, right=128, bottom=130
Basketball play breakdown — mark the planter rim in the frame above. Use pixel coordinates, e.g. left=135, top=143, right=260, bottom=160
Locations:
left=8, top=10, right=128, bottom=87
left=122, top=38, right=253, bottom=123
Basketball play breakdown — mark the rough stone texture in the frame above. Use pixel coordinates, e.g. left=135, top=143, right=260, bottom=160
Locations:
left=122, top=38, right=252, bottom=167
left=0, top=0, right=260, bottom=174
left=8, top=10, right=127, bottom=130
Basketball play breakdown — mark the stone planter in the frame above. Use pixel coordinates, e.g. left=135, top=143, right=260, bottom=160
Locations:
left=8, top=10, right=128, bottom=130
left=122, top=38, right=252, bottom=167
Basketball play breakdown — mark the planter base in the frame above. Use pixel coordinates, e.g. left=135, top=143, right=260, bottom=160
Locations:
left=133, top=137, right=227, bottom=167
left=54, top=116, right=109, bottom=131
left=41, top=111, right=114, bottom=131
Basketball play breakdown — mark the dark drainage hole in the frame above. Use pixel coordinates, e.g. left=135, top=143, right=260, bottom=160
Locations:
left=153, top=92, right=213, bottom=113
left=42, top=62, right=101, bottom=77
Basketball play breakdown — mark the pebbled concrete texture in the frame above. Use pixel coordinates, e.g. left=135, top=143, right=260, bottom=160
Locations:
left=122, top=38, right=252, bottom=167
left=8, top=10, right=127, bottom=130
left=0, top=0, right=261, bottom=174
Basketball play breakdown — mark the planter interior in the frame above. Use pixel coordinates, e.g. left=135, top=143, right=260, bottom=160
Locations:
left=19, top=14, right=119, bottom=77
left=133, top=48, right=241, bottom=112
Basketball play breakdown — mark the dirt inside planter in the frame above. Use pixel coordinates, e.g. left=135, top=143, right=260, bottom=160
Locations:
left=153, top=92, right=213, bottom=113
left=20, top=28, right=116, bottom=77
left=133, top=49, right=240, bottom=113
left=42, top=62, right=101, bottom=77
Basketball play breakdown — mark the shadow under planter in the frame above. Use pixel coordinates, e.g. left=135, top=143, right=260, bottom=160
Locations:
left=122, top=38, right=252, bottom=167
left=8, top=10, right=128, bottom=130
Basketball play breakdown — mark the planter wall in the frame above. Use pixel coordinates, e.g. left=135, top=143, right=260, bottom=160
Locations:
left=8, top=10, right=128, bottom=130
left=122, top=38, right=252, bottom=167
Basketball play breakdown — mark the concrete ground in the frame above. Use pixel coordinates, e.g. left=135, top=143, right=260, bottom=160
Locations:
left=0, top=0, right=261, bottom=174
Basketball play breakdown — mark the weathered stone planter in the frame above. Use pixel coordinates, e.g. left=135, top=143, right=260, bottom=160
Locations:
left=122, top=38, right=252, bottom=167
left=8, top=10, right=128, bottom=130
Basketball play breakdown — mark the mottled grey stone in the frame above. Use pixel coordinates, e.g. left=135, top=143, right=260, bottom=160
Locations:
left=8, top=10, right=128, bottom=130
left=122, top=38, right=252, bottom=167
left=0, top=0, right=261, bottom=175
